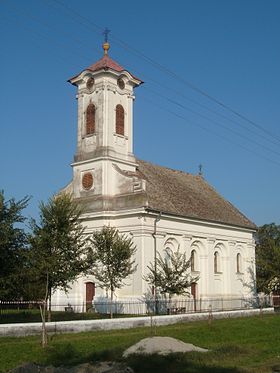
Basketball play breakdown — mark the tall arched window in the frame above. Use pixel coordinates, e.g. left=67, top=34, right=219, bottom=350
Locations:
left=86, top=103, right=95, bottom=135
left=236, top=253, right=241, bottom=273
left=191, top=250, right=196, bottom=272
left=214, top=251, right=219, bottom=273
left=165, top=247, right=172, bottom=267
left=115, top=104, right=124, bottom=135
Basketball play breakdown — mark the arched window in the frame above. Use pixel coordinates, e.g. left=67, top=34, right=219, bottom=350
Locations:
left=214, top=251, right=219, bottom=273
left=236, top=253, right=241, bottom=273
left=86, top=103, right=95, bottom=135
left=164, top=247, right=172, bottom=267
left=115, top=104, right=124, bottom=135
left=191, top=250, right=196, bottom=272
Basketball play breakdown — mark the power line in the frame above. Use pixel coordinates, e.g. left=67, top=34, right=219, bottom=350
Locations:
left=3, top=0, right=91, bottom=62
left=142, top=96, right=280, bottom=168
left=8, top=0, right=280, bottom=154
left=47, top=0, right=280, bottom=145
left=142, top=85, right=280, bottom=158
left=3, top=0, right=280, bottom=167
left=133, top=68, right=280, bottom=149
left=0, top=13, right=79, bottom=71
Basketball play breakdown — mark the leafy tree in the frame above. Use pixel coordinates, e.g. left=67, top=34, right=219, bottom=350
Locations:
left=0, top=190, right=30, bottom=300
left=87, top=226, right=137, bottom=318
left=29, top=193, right=88, bottom=327
left=256, top=223, right=280, bottom=293
left=144, top=248, right=199, bottom=301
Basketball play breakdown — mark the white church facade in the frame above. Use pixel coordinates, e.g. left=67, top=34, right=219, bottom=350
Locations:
left=53, top=40, right=256, bottom=309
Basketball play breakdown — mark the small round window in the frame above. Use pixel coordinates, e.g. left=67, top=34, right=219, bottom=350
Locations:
left=86, top=77, right=95, bottom=90
left=117, top=78, right=125, bottom=90
left=82, top=172, right=93, bottom=190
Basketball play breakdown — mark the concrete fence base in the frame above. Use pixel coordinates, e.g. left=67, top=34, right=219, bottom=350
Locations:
left=0, top=308, right=274, bottom=338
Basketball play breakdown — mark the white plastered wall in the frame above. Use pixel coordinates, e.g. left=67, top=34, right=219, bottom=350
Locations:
left=52, top=209, right=256, bottom=307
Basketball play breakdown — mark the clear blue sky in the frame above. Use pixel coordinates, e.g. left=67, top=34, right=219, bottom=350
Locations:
left=1, top=0, right=280, bottom=226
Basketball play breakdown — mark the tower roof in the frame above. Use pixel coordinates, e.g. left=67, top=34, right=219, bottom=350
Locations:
left=69, top=42, right=143, bottom=84
left=86, top=54, right=125, bottom=74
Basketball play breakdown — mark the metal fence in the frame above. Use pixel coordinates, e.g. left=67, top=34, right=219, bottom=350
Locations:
left=0, top=295, right=277, bottom=324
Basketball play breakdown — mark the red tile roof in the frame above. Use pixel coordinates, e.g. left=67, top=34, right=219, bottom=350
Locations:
left=86, top=54, right=125, bottom=73
left=69, top=54, right=142, bottom=83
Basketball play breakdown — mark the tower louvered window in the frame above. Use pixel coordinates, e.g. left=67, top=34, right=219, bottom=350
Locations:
left=115, top=104, right=124, bottom=136
left=86, top=103, right=95, bottom=135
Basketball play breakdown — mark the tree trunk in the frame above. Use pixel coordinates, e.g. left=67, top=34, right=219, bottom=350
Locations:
left=110, top=288, right=114, bottom=319
left=40, top=302, right=47, bottom=347
left=40, top=273, right=49, bottom=347
left=47, top=290, right=52, bottom=322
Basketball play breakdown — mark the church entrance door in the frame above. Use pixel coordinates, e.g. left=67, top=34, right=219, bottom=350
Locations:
left=85, top=282, right=95, bottom=311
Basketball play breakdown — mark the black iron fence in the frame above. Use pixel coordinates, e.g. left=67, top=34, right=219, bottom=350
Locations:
left=0, top=295, right=277, bottom=324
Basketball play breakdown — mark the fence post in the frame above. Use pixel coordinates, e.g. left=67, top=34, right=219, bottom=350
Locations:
left=208, top=305, right=213, bottom=325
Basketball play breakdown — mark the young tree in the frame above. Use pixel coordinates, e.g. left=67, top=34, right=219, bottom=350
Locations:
left=29, top=193, right=88, bottom=330
left=87, top=226, right=137, bottom=318
left=144, top=248, right=199, bottom=301
left=0, top=190, right=30, bottom=300
left=256, top=223, right=280, bottom=293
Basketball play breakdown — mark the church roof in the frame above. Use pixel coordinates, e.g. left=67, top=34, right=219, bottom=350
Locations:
left=137, top=159, right=256, bottom=230
left=69, top=54, right=142, bottom=83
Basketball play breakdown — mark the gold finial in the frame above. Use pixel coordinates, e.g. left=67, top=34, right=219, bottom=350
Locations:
left=102, top=28, right=110, bottom=55
left=103, top=42, right=110, bottom=55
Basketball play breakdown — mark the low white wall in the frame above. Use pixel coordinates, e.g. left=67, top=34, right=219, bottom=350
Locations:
left=0, top=308, right=274, bottom=338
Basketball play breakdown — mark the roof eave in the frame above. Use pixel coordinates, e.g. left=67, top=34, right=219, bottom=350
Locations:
left=68, top=68, right=143, bottom=86
left=144, top=207, right=257, bottom=232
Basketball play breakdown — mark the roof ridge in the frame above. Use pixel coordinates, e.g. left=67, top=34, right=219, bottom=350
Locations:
left=136, top=158, right=195, bottom=177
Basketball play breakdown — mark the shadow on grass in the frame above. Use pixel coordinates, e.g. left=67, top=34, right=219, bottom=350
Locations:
left=126, top=353, right=242, bottom=373
left=44, top=343, right=244, bottom=373
left=44, top=343, right=123, bottom=367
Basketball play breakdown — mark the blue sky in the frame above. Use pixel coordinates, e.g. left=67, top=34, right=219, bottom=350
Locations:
left=1, top=0, right=280, bottom=226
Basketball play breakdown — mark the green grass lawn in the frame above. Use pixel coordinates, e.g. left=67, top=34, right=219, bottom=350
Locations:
left=0, top=314, right=280, bottom=372
left=0, top=309, right=102, bottom=324
left=0, top=309, right=142, bottom=324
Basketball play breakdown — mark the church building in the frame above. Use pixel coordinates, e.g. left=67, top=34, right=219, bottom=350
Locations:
left=54, top=39, right=257, bottom=309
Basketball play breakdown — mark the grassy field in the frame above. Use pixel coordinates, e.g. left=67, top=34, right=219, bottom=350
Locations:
left=0, top=309, right=141, bottom=324
left=0, top=314, right=280, bottom=372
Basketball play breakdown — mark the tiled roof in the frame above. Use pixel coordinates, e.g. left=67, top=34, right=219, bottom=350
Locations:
left=137, top=159, right=256, bottom=230
left=86, top=54, right=125, bottom=73
left=69, top=55, right=142, bottom=83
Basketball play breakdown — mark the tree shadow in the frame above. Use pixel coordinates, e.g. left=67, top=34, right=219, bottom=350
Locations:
left=43, top=342, right=245, bottom=372
left=44, top=343, right=123, bottom=367
left=239, top=266, right=272, bottom=309
left=125, top=352, right=242, bottom=373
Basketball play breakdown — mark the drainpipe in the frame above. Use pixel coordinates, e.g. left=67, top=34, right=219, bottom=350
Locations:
left=152, top=211, right=162, bottom=315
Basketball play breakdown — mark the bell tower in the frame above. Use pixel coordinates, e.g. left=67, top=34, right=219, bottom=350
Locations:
left=68, top=37, right=143, bottom=201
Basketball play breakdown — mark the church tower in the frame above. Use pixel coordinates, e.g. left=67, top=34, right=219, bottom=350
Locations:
left=68, top=37, right=143, bottom=203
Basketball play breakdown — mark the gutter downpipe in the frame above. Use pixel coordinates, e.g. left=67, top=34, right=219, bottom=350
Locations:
left=152, top=211, right=162, bottom=315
